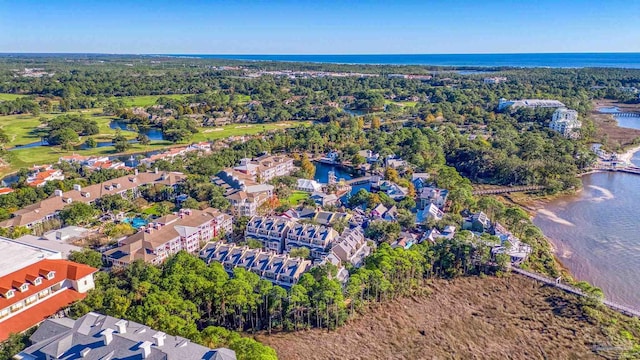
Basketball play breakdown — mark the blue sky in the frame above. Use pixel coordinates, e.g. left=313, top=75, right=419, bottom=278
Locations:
left=1, top=0, right=639, bottom=54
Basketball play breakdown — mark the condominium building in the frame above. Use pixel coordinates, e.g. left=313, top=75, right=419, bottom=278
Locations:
left=200, top=242, right=311, bottom=287
left=233, top=154, right=295, bottom=183
left=0, top=239, right=97, bottom=341
left=215, top=169, right=274, bottom=217
left=0, top=170, right=186, bottom=229
left=285, top=223, right=339, bottom=259
left=16, top=312, right=236, bottom=360
left=245, top=216, right=294, bottom=253
left=104, top=208, right=232, bottom=267
left=549, top=108, right=581, bottom=138
left=330, top=227, right=371, bottom=267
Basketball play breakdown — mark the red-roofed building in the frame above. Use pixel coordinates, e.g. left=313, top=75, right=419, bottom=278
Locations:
left=0, top=188, right=14, bottom=195
left=26, top=169, right=64, bottom=188
left=0, top=259, right=97, bottom=341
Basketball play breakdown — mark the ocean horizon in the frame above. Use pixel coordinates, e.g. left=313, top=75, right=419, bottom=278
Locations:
left=169, top=53, right=640, bottom=69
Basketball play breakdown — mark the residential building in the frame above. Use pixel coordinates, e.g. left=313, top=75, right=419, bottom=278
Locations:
left=550, top=108, right=581, bottom=138
left=0, top=187, right=14, bottom=195
left=285, top=223, right=340, bottom=259
left=233, top=154, right=295, bottom=183
left=330, top=227, right=371, bottom=267
left=0, top=247, right=97, bottom=341
left=215, top=169, right=274, bottom=217
left=314, top=211, right=349, bottom=226
left=498, top=98, right=566, bottom=110
left=483, top=76, right=507, bottom=84
left=310, top=191, right=339, bottom=207
left=411, top=173, right=430, bottom=191
left=104, top=208, right=231, bottom=267
left=296, top=178, right=323, bottom=193
left=463, top=211, right=492, bottom=233
left=13, top=226, right=89, bottom=258
left=0, top=170, right=186, bottom=229
left=372, top=180, right=408, bottom=200
left=421, top=225, right=456, bottom=243
left=370, top=204, right=388, bottom=219
left=27, top=168, right=64, bottom=187
left=200, top=242, right=311, bottom=287
left=418, top=187, right=449, bottom=210
left=357, top=150, right=380, bottom=164
left=491, top=222, right=532, bottom=265
left=391, top=232, right=418, bottom=249
left=416, top=203, right=444, bottom=224
left=245, top=216, right=294, bottom=253
left=16, top=312, right=236, bottom=360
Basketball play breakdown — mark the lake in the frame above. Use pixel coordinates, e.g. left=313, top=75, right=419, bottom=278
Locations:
left=533, top=151, right=640, bottom=309
left=314, top=162, right=371, bottom=196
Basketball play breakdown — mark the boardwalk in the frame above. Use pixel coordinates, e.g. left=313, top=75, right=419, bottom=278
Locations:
left=346, top=176, right=372, bottom=185
left=512, top=267, right=640, bottom=318
left=472, top=185, right=546, bottom=196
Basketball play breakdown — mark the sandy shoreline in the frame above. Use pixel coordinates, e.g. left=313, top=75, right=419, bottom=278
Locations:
left=617, top=143, right=640, bottom=164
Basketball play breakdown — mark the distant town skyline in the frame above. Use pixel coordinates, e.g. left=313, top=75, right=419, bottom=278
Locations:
left=1, top=0, right=639, bottom=54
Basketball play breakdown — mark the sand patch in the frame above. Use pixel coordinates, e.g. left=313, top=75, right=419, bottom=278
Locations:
left=537, top=209, right=575, bottom=227
left=203, top=128, right=225, bottom=133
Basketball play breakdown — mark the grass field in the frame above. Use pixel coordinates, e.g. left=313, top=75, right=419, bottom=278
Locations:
left=0, top=109, right=135, bottom=147
left=384, top=99, right=417, bottom=107
left=191, top=122, right=302, bottom=142
left=0, top=93, right=24, bottom=101
left=286, top=191, right=310, bottom=205
left=119, top=94, right=191, bottom=107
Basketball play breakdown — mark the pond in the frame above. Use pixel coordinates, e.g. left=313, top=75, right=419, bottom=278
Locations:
left=109, top=120, right=165, bottom=140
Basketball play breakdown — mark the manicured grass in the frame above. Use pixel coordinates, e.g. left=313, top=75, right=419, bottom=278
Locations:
left=384, top=99, right=417, bottom=107
left=191, top=121, right=306, bottom=142
left=0, top=93, right=24, bottom=101
left=0, top=108, right=135, bottom=147
left=119, top=94, right=191, bottom=107
left=286, top=191, right=310, bottom=205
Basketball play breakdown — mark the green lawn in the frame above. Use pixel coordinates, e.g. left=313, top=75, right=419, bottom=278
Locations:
left=190, top=122, right=305, bottom=142
left=0, top=93, right=24, bottom=101
left=286, top=191, right=310, bottom=205
left=233, top=94, right=251, bottom=104
left=0, top=108, right=135, bottom=147
left=384, top=99, right=417, bottom=107
left=119, top=94, right=191, bottom=107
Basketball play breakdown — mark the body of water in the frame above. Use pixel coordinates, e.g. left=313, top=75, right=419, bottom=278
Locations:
left=182, top=53, right=640, bottom=69
left=314, top=162, right=371, bottom=196
left=597, top=106, right=640, bottom=129
left=109, top=120, right=164, bottom=140
left=534, top=151, right=640, bottom=309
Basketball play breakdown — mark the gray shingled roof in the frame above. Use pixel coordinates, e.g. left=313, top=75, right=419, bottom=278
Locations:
left=17, top=312, right=236, bottom=360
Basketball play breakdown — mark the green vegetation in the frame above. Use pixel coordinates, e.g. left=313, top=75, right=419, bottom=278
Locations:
left=0, top=93, right=24, bottom=101
left=286, top=190, right=309, bottom=205
left=119, top=94, right=191, bottom=107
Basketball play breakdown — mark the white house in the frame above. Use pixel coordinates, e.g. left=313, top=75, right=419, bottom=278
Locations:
left=297, top=179, right=323, bottom=193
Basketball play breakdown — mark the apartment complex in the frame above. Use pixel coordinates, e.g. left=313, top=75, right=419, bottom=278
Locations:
left=549, top=108, right=581, bottom=138
left=483, top=76, right=507, bottom=84
left=214, top=169, right=275, bottom=217
left=330, top=227, right=371, bottom=267
left=16, top=312, right=236, bottom=360
left=200, top=242, right=311, bottom=287
left=0, top=170, right=186, bottom=229
left=285, top=223, right=340, bottom=259
left=245, top=216, right=294, bottom=253
left=104, top=208, right=232, bottom=267
left=0, top=239, right=97, bottom=341
left=233, top=154, right=295, bottom=183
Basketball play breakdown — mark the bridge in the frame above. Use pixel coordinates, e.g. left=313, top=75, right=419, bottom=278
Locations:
left=613, top=112, right=640, bottom=117
left=512, top=267, right=640, bottom=318
left=346, top=176, right=373, bottom=185
left=472, top=185, right=546, bottom=196
left=587, top=164, right=640, bottom=176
